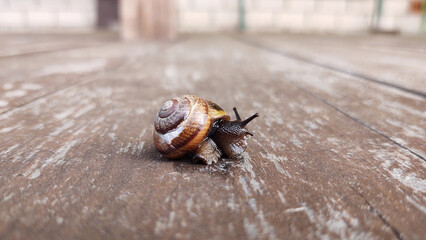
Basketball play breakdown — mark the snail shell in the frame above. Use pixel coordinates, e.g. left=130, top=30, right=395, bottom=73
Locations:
left=153, top=95, right=229, bottom=159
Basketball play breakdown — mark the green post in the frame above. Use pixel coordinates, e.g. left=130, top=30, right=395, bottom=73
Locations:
left=375, top=0, right=384, bottom=29
left=421, top=0, right=426, bottom=34
left=238, top=0, right=245, bottom=32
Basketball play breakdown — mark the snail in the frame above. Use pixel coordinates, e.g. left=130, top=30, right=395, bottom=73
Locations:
left=153, top=95, right=259, bottom=165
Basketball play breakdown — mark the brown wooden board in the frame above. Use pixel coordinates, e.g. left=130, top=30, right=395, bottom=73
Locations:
left=242, top=34, right=426, bottom=96
left=0, top=41, right=165, bottom=115
left=0, top=35, right=49, bottom=49
left=234, top=35, right=426, bottom=161
left=0, top=33, right=117, bottom=58
left=0, top=35, right=425, bottom=240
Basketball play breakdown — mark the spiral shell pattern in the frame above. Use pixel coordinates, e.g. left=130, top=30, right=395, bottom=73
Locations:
left=153, top=95, right=212, bottom=158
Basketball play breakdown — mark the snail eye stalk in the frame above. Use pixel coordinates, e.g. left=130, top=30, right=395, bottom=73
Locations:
left=233, top=107, right=241, bottom=121
left=241, top=113, right=259, bottom=128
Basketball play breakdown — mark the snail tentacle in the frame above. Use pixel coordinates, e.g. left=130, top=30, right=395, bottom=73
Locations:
left=233, top=107, right=241, bottom=121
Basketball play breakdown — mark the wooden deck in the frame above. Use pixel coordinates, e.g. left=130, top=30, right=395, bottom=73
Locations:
left=0, top=33, right=425, bottom=240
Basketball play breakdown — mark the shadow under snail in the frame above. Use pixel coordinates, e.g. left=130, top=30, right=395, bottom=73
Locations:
left=153, top=95, right=259, bottom=165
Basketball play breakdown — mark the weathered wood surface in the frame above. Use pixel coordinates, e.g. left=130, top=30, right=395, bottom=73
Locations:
left=0, top=37, right=165, bottom=114
left=0, top=34, right=425, bottom=240
left=241, top=34, right=426, bottom=95
left=0, top=33, right=117, bottom=58
left=235, top=35, right=426, bottom=161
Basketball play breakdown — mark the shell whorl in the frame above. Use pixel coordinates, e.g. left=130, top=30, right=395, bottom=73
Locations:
left=153, top=95, right=212, bottom=158
left=154, top=98, right=190, bottom=134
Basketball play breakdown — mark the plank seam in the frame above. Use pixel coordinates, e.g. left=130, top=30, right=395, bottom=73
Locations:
left=290, top=80, right=426, bottom=162
left=232, top=36, right=426, bottom=162
left=234, top=37, right=426, bottom=99
left=0, top=38, right=189, bottom=118
left=0, top=73, right=104, bottom=118
left=0, top=42, right=112, bottom=59
left=0, top=57, right=130, bottom=117
left=351, top=186, right=404, bottom=240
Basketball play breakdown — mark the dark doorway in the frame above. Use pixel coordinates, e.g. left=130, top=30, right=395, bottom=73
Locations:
left=97, top=0, right=119, bottom=30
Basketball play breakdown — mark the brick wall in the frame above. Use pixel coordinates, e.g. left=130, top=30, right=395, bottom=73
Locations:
left=177, top=0, right=238, bottom=31
left=0, top=0, right=96, bottom=31
left=177, top=0, right=423, bottom=34
left=0, top=0, right=423, bottom=34
left=244, top=0, right=375, bottom=32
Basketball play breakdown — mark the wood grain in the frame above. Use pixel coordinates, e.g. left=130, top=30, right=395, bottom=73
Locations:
left=0, top=40, right=165, bottom=114
left=0, top=34, right=425, bottom=240
left=0, top=34, right=117, bottom=58
left=234, top=36, right=426, bottom=160
left=241, top=34, right=426, bottom=96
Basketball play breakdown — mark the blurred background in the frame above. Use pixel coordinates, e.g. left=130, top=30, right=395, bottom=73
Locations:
left=0, top=0, right=425, bottom=39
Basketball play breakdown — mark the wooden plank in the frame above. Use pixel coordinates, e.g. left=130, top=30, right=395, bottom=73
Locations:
left=241, top=34, right=426, bottom=95
left=0, top=33, right=116, bottom=58
left=0, top=35, right=51, bottom=49
left=0, top=40, right=164, bottom=114
left=235, top=35, right=426, bottom=159
left=0, top=36, right=425, bottom=239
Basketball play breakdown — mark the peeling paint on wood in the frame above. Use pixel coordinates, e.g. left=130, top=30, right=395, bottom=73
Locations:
left=0, top=34, right=424, bottom=240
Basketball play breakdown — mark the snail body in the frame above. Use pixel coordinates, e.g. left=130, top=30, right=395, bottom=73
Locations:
left=153, top=95, right=259, bottom=164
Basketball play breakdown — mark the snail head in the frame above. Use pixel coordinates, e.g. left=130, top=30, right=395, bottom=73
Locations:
left=210, top=107, right=259, bottom=158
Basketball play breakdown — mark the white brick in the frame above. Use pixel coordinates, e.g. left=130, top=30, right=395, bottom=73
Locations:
left=286, top=0, right=315, bottom=14
left=249, top=0, right=283, bottom=12
left=213, top=12, right=238, bottom=30
left=69, top=0, right=96, bottom=12
left=222, top=0, right=238, bottom=10
left=379, top=16, right=397, bottom=31
left=191, top=0, right=225, bottom=11
left=27, top=11, right=57, bottom=28
left=0, top=0, right=10, bottom=8
left=315, top=0, right=346, bottom=14
left=178, top=0, right=188, bottom=11
left=398, top=15, right=421, bottom=34
left=345, top=0, right=375, bottom=15
left=382, top=1, right=408, bottom=16
left=335, top=15, right=369, bottom=32
left=39, top=0, right=70, bottom=11
left=275, top=13, right=305, bottom=31
left=179, top=11, right=211, bottom=31
left=0, top=12, right=26, bottom=28
left=246, top=12, right=274, bottom=30
left=8, top=0, right=38, bottom=10
left=245, top=0, right=256, bottom=10
left=304, top=14, right=335, bottom=31
left=58, top=12, right=95, bottom=28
